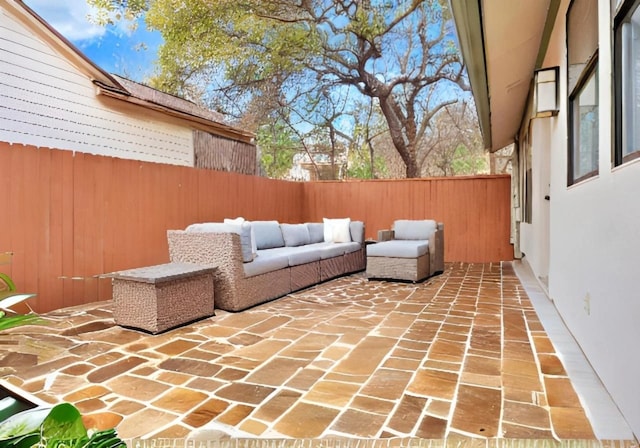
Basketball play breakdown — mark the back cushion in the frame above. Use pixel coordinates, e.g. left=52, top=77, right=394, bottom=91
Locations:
left=349, top=221, right=364, bottom=244
left=225, top=218, right=257, bottom=258
left=306, top=223, right=325, bottom=243
left=281, top=224, right=311, bottom=247
left=252, top=221, right=285, bottom=249
left=393, top=219, right=437, bottom=240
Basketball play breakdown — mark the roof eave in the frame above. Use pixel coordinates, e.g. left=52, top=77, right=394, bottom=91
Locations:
left=94, top=84, right=255, bottom=144
left=449, top=0, right=492, bottom=151
left=9, top=0, right=124, bottom=91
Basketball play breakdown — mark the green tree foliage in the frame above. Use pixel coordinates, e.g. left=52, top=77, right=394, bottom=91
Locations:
left=346, top=146, right=388, bottom=179
left=257, top=121, right=300, bottom=179
left=89, top=0, right=470, bottom=178
left=450, top=145, right=488, bottom=175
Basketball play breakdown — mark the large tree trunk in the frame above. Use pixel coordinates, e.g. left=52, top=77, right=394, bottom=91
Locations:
left=405, top=159, right=420, bottom=178
left=378, top=95, right=421, bottom=178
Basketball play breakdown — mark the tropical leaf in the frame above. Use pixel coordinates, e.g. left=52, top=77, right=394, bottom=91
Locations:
left=40, top=403, right=87, bottom=448
left=0, top=314, right=41, bottom=332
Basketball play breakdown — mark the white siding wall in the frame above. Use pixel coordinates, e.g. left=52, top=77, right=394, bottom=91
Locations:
left=520, top=119, right=552, bottom=288
left=0, top=8, right=193, bottom=166
left=523, top=0, right=640, bottom=437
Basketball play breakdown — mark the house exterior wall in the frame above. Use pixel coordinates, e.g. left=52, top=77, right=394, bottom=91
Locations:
left=520, top=118, right=552, bottom=289
left=521, top=0, right=640, bottom=436
left=0, top=6, right=194, bottom=166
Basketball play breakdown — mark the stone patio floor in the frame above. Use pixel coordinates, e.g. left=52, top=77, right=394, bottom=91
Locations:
left=0, top=262, right=636, bottom=443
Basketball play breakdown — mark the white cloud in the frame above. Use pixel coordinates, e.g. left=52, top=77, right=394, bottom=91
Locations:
left=25, top=0, right=106, bottom=42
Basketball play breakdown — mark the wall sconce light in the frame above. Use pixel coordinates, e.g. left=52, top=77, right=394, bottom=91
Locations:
left=534, top=66, right=559, bottom=117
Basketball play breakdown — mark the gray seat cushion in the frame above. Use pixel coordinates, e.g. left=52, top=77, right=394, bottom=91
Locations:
left=243, top=252, right=289, bottom=277
left=367, top=240, right=429, bottom=258
left=317, top=243, right=347, bottom=259
left=338, top=241, right=361, bottom=254
left=258, top=246, right=321, bottom=267
left=287, top=247, right=322, bottom=266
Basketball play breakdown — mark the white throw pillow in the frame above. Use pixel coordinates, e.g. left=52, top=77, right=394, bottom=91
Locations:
left=323, top=218, right=351, bottom=243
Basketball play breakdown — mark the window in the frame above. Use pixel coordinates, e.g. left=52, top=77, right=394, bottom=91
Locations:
left=614, top=0, right=640, bottom=165
left=569, top=63, right=599, bottom=181
left=567, top=0, right=599, bottom=185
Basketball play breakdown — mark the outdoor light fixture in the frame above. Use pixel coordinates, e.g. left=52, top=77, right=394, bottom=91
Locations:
left=534, top=66, right=560, bottom=117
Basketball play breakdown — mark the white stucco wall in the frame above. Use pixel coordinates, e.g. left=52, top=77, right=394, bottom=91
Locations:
left=520, top=118, right=552, bottom=288
left=524, top=0, right=640, bottom=437
left=0, top=7, right=193, bottom=166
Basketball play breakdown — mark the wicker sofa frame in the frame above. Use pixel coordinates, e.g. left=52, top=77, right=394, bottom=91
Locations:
left=167, top=223, right=365, bottom=312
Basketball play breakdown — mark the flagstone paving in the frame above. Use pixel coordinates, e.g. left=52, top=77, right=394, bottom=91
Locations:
left=0, top=262, right=635, bottom=442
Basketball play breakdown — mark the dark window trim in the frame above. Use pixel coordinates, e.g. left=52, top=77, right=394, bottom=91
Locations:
left=567, top=53, right=599, bottom=186
left=614, top=0, right=640, bottom=166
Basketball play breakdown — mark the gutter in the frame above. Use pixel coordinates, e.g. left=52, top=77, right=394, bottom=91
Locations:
left=449, top=0, right=492, bottom=151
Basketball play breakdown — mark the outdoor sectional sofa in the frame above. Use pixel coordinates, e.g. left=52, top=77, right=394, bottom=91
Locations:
left=167, top=219, right=365, bottom=312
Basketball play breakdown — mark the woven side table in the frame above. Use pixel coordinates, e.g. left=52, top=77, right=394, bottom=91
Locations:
left=106, top=262, right=215, bottom=334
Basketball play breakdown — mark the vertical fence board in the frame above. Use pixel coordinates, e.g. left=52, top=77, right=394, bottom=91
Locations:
left=10, top=145, right=27, bottom=303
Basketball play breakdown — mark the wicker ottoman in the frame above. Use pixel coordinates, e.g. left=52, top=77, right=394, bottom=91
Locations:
left=106, top=262, right=215, bottom=334
left=366, top=240, right=430, bottom=282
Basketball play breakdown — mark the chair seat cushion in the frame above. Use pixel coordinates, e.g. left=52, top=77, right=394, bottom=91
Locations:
left=367, top=240, right=429, bottom=259
left=243, top=253, right=289, bottom=277
left=287, top=247, right=322, bottom=266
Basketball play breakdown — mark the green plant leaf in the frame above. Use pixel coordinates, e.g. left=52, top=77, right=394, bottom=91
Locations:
left=40, top=403, right=88, bottom=447
left=0, top=314, right=41, bottom=332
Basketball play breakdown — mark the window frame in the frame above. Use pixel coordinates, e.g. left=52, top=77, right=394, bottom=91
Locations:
left=567, top=54, right=600, bottom=185
left=614, top=0, right=640, bottom=166
left=566, top=0, right=600, bottom=186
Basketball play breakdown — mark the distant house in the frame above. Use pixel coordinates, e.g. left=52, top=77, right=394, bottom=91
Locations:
left=0, top=0, right=256, bottom=173
left=288, top=152, right=344, bottom=181
left=451, top=0, right=640, bottom=439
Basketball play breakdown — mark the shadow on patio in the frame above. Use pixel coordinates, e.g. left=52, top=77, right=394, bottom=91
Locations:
left=0, top=262, right=635, bottom=443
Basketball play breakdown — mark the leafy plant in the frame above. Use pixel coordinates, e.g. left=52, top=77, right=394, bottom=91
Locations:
left=0, top=311, right=40, bottom=332
left=0, top=293, right=41, bottom=332
left=0, top=403, right=125, bottom=448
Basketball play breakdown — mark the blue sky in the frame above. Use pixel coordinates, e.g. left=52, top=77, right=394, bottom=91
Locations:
left=24, top=0, right=161, bottom=82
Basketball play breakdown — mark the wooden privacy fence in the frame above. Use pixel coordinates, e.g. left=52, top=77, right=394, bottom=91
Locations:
left=0, top=142, right=512, bottom=313
left=302, top=177, right=513, bottom=264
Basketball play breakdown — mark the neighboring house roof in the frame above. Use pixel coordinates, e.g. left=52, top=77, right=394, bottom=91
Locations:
left=450, top=0, right=560, bottom=152
left=112, top=75, right=226, bottom=124
left=8, top=0, right=254, bottom=144
left=99, top=75, right=255, bottom=143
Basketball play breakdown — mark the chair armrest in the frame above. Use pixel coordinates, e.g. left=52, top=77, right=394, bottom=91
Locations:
left=428, top=223, right=445, bottom=274
left=167, top=230, right=244, bottom=273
